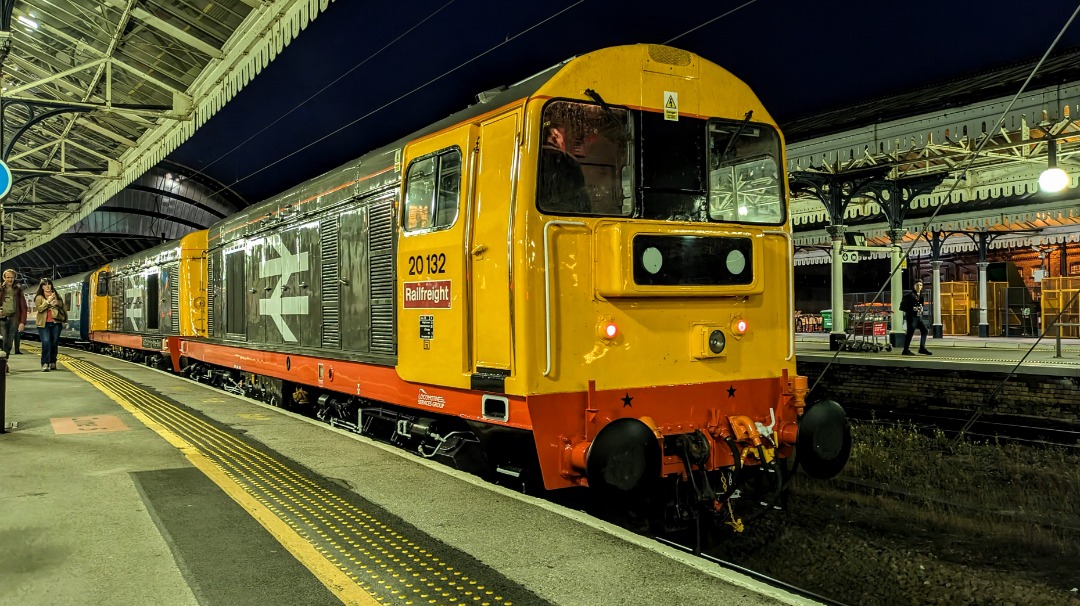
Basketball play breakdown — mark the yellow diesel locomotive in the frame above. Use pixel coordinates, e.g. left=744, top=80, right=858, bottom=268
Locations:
left=87, top=45, right=851, bottom=530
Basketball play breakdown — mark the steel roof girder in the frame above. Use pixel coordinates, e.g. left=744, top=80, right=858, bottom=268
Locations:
left=786, top=80, right=1080, bottom=171
left=109, top=52, right=193, bottom=98
left=76, top=117, right=137, bottom=148
left=2, top=93, right=180, bottom=122
left=127, top=4, right=225, bottom=59
left=5, top=56, right=107, bottom=97
left=109, top=51, right=192, bottom=97
left=791, top=163, right=1075, bottom=228
left=5, top=56, right=88, bottom=98
left=3, top=0, right=333, bottom=261
left=793, top=197, right=1080, bottom=249
left=8, top=130, right=117, bottom=163
left=25, top=14, right=181, bottom=104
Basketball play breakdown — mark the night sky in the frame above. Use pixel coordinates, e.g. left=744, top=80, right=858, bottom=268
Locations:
left=167, top=0, right=1080, bottom=205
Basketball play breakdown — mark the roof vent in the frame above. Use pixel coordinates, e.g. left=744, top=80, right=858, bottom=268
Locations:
left=647, top=45, right=691, bottom=66
left=476, top=85, right=507, bottom=104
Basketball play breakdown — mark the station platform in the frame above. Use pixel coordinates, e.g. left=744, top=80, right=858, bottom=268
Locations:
left=795, top=332, right=1080, bottom=375
left=0, top=348, right=804, bottom=606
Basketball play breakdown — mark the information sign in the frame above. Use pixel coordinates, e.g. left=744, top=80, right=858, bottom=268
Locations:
left=0, top=159, right=11, bottom=200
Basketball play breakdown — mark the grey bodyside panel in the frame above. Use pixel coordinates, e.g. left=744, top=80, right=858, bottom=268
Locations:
left=339, top=202, right=371, bottom=353
left=296, top=220, right=322, bottom=349
left=245, top=240, right=265, bottom=343
left=222, top=244, right=247, bottom=341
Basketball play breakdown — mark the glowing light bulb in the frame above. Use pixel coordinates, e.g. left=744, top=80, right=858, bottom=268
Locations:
left=1039, top=167, right=1068, bottom=193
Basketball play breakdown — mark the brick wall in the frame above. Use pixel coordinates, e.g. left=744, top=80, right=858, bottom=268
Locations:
left=796, top=361, right=1080, bottom=424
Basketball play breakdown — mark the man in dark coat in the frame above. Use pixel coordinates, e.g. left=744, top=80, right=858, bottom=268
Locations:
left=900, top=280, right=932, bottom=356
left=0, top=269, right=29, bottom=368
left=537, top=122, right=590, bottom=214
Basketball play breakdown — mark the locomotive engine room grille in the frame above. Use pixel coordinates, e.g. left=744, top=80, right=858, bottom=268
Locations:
left=207, top=256, right=215, bottom=335
left=321, top=216, right=341, bottom=349
left=170, top=265, right=180, bottom=333
left=632, top=235, right=753, bottom=286
left=369, top=199, right=396, bottom=355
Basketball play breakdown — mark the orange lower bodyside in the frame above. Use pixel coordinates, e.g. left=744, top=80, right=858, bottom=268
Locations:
left=111, top=336, right=801, bottom=492
left=91, top=331, right=170, bottom=353
left=175, top=339, right=534, bottom=429
left=527, top=374, right=802, bottom=490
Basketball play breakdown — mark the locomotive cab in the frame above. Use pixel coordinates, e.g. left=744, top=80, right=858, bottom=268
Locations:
left=392, top=45, right=850, bottom=526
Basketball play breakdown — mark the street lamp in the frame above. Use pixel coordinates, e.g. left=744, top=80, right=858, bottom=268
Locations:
left=1039, top=137, right=1069, bottom=193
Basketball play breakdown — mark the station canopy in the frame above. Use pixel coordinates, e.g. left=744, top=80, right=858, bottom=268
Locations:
left=0, top=0, right=333, bottom=274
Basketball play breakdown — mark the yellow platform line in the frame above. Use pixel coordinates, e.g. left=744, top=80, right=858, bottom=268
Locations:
left=75, top=365, right=471, bottom=595
left=58, top=353, right=511, bottom=605
left=64, top=357, right=381, bottom=606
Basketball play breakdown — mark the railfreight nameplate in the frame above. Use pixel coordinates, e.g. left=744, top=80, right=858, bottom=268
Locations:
left=403, top=280, right=452, bottom=309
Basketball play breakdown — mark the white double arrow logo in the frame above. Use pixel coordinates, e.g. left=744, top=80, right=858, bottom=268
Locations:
left=258, top=237, right=310, bottom=342
left=126, top=277, right=143, bottom=331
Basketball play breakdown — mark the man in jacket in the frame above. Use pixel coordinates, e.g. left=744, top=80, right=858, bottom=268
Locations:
left=900, top=280, right=932, bottom=356
left=0, top=269, right=28, bottom=365
left=13, top=278, right=28, bottom=354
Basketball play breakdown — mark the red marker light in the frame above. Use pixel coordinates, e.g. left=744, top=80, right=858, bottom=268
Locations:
left=603, top=322, right=619, bottom=339
left=732, top=318, right=749, bottom=335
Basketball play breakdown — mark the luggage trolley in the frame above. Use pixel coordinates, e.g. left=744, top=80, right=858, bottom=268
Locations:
left=843, top=306, right=892, bottom=352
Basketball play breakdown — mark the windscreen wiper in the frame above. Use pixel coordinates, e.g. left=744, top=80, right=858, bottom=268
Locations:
left=718, top=110, right=754, bottom=165
left=584, top=88, right=627, bottom=135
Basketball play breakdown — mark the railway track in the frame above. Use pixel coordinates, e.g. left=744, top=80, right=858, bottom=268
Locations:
left=652, top=536, right=850, bottom=606
left=845, top=405, right=1080, bottom=448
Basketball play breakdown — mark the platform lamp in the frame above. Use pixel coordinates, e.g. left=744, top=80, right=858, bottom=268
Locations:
left=1038, top=136, right=1069, bottom=193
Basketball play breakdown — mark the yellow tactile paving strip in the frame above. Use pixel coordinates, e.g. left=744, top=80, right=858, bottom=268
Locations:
left=56, top=352, right=522, bottom=606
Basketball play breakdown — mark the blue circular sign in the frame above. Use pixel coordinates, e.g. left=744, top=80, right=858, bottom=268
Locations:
left=0, top=159, right=11, bottom=200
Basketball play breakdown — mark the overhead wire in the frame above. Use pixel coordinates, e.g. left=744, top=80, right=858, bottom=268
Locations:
left=801, top=4, right=1080, bottom=441
left=664, top=0, right=761, bottom=45
left=197, top=0, right=459, bottom=175
left=210, top=0, right=587, bottom=199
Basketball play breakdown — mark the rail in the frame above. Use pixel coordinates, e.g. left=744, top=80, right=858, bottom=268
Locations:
left=1054, top=322, right=1080, bottom=358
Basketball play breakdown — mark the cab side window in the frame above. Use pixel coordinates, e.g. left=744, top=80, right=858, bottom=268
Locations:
left=403, top=148, right=462, bottom=232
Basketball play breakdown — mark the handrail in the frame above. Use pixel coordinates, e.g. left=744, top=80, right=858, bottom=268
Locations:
left=763, top=229, right=795, bottom=361
left=543, top=220, right=588, bottom=377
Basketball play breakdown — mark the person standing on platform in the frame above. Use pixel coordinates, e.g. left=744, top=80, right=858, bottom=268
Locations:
left=13, top=278, right=28, bottom=354
left=34, top=278, right=67, bottom=372
left=900, top=280, right=932, bottom=356
left=0, top=269, right=28, bottom=371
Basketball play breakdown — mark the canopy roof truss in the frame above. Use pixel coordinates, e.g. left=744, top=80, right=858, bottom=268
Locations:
left=0, top=0, right=336, bottom=260
left=787, top=80, right=1080, bottom=228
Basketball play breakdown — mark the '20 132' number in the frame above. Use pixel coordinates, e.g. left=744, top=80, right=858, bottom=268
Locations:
left=408, top=253, right=446, bottom=275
